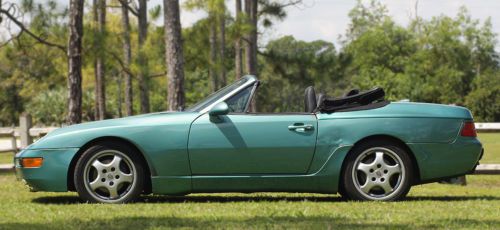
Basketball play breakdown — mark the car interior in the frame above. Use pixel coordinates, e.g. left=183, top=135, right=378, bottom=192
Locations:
left=223, top=80, right=388, bottom=114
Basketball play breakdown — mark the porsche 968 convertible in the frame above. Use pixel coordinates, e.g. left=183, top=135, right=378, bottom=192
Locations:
left=15, top=75, right=483, bottom=202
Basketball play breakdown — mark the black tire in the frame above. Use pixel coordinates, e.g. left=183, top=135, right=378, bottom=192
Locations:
left=337, top=184, right=350, bottom=200
left=342, top=139, right=413, bottom=201
left=74, top=142, right=145, bottom=203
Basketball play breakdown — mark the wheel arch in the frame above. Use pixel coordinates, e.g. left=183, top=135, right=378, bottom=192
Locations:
left=67, top=136, right=153, bottom=194
left=340, top=134, right=421, bottom=187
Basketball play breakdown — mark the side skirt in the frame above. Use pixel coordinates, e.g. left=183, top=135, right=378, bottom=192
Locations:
left=150, top=146, right=352, bottom=195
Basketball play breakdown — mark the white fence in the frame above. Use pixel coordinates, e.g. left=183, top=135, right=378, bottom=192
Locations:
left=0, top=117, right=499, bottom=176
left=0, top=118, right=499, bottom=153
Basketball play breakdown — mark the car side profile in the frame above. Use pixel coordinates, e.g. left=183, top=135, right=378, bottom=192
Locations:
left=15, top=75, right=483, bottom=203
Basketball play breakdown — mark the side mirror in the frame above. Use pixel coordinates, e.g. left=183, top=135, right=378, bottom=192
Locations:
left=209, top=102, right=229, bottom=117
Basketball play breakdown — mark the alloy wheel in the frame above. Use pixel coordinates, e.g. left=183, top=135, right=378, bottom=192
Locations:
left=351, top=147, right=406, bottom=200
left=83, top=150, right=137, bottom=202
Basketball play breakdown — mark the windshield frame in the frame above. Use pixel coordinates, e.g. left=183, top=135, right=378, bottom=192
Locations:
left=185, top=75, right=258, bottom=113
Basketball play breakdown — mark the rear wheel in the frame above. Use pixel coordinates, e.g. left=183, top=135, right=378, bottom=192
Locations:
left=342, top=140, right=413, bottom=201
left=74, top=142, right=145, bottom=203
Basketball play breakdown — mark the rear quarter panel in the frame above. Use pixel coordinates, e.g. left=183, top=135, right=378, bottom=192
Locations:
left=310, top=102, right=479, bottom=183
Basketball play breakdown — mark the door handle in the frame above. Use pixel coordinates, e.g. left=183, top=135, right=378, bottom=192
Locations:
left=288, top=124, right=314, bottom=132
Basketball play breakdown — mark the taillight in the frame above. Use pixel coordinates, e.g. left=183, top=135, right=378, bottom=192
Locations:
left=460, top=121, right=477, bottom=137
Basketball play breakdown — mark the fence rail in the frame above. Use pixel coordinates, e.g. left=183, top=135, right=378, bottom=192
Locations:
left=475, top=122, right=500, bottom=132
left=0, top=118, right=499, bottom=154
left=0, top=114, right=58, bottom=153
left=0, top=116, right=499, bottom=177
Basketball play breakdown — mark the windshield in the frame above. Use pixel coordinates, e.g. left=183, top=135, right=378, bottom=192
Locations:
left=185, top=77, right=250, bottom=112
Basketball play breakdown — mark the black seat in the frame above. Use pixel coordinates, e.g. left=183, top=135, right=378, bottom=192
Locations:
left=316, top=93, right=326, bottom=107
left=344, top=89, right=360, bottom=97
left=304, top=86, right=317, bottom=113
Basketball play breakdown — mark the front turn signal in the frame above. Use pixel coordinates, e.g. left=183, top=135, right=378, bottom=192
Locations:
left=22, top=157, right=43, bottom=168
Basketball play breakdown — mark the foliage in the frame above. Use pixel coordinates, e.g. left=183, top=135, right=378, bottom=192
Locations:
left=258, top=36, right=340, bottom=112
left=465, top=71, right=500, bottom=121
left=0, top=0, right=499, bottom=124
left=25, top=88, right=96, bottom=125
left=340, top=3, right=499, bottom=121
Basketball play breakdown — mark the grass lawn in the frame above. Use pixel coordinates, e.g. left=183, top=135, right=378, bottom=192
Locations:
left=0, top=152, right=14, bottom=164
left=478, top=133, right=500, bottom=163
left=0, top=173, right=499, bottom=229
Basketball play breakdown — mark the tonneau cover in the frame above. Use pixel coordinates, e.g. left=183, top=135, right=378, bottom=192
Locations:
left=317, top=87, right=387, bottom=112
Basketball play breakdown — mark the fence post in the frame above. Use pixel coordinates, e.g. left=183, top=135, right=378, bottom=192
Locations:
left=19, top=113, right=33, bottom=149
left=10, top=125, right=17, bottom=152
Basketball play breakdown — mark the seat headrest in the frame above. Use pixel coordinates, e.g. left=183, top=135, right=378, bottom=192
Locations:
left=304, top=86, right=317, bottom=113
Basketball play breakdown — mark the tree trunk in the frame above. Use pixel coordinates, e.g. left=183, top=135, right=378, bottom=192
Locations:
left=92, top=0, right=99, bottom=120
left=121, top=2, right=133, bottom=116
left=244, top=0, right=257, bottom=76
left=96, top=0, right=106, bottom=120
left=138, top=0, right=150, bottom=113
left=209, top=12, right=218, bottom=92
left=244, top=0, right=258, bottom=112
left=67, top=0, right=84, bottom=124
left=164, top=0, right=185, bottom=111
left=219, top=3, right=226, bottom=86
left=117, top=75, right=123, bottom=117
left=234, top=0, right=243, bottom=79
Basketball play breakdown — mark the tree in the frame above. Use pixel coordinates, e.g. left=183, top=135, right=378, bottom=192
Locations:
left=209, top=5, right=218, bottom=91
left=67, top=0, right=84, bottom=124
left=259, top=36, right=339, bottom=112
left=234, top=0, right=243, bottom=79
left=218, top=1, right=227, bottom=86
left=244, top=0, right=257, bottom=76
left=184, top=0, right=227, bottom=92
left=120, top=1, right=133, bottom=116
left=94, top=0, right=107, bottom=120
left=465, top=71, right=500, bottom=122
left=164, top=0, right=185, bottom=111
left=138, top=0, right=150, bottom=113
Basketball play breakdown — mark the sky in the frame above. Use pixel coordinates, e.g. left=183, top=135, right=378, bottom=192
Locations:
left=172, top=0, right=500, bottom=49
left=1, top=0, right=500, bottom=49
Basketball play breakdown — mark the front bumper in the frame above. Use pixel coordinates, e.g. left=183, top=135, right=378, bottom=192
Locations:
left=15, top=148, right=79, bottom=192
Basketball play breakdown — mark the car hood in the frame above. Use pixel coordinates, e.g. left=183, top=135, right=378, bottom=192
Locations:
left=28, top=111, right=201, bottom=150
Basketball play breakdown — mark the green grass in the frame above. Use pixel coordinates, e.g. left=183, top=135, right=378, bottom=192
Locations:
left=0, top=173, right=499, bottom=229
left=478, top=133, right=500, bottom=163
left=0, top=152, right=14, bottom=164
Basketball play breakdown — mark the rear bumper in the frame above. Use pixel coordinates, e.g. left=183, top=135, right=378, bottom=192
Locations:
left=408, top=137, right=483, bottom=182
left=15, top=148, right=79, bottom=192
left=468, top=148, right=484, bottom=173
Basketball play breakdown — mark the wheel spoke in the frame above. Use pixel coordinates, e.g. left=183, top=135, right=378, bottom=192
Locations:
left=357, top=162, right=372, bottom=174
left=108, top=155, right=123, bottom=169
left=379, top=181, right=394, bottom=194
left=374, top=151, right=385, bottom=165
left=386, top=164, right=401, bottom=177
left=92, top=160, right=106, bottom=172
left=89, top=179, right=105, bottom=191
left=107, top=184, right=119, bottom=199
left=118, top=172, right=133, bottom=184
left=360, top=180, right=375, bottom=194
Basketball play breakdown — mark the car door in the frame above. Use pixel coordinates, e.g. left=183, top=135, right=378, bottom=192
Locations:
left=188, top=113, right=318, bottom=175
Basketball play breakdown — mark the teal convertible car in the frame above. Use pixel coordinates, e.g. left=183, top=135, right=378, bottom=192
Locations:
left=15, top=75, right=483, bottom=203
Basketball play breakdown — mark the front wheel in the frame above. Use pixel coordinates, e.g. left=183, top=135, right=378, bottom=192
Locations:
left=342, top=140, right=413, bottom=201
left=74, top=143, right=145, bottom=203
